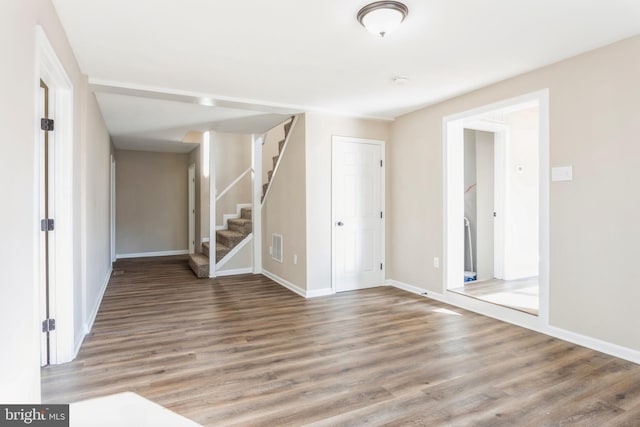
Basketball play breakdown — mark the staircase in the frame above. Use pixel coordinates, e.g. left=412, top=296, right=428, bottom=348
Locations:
left=262, top=117, right=294, bottom=202
left=188, top=207, right=252, bottom=278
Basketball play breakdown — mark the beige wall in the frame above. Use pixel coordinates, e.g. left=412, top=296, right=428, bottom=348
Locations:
left=82, top=93, right=113, bottom=339
left=262, top=123, right=286, bottom=185
left=262, top=115, right=307, bottom=287
left=115, top=150, right=189, bottom=255
left=0, top=0, right=112, bottom=401
left=305, top=113, right=391, bottom=291
left=475, top=131, right=495, bottom=281
left=390, top=35, right=640, bottom=351
left=214, top=132, right=252, bottom=226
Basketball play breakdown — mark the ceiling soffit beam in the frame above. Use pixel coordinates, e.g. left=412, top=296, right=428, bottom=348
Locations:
left=89, top=79, right=300, bottom=116
left=88, top=78, right=394, bottom=122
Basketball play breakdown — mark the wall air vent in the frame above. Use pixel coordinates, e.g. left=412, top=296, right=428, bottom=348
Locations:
left=272, top=234, right=283, bottom=263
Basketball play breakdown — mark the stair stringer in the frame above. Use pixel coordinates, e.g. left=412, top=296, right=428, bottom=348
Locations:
left=216, top=203, right=252, bottom=231
left=261, top=115, right=298, bottom=205
left=216, top=233, right=253, bottom=270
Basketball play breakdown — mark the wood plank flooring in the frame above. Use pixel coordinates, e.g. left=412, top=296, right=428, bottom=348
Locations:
left=450, top=277, right=539, bottom=315
left=42, top=256, right=640, bottom=426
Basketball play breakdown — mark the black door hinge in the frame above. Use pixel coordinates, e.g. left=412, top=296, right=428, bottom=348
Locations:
left=380, top=263, right=383, bottom=270
left=41, top=118, right=54, bottom=131
left=380, top=160, right=383, bottom=167
left=41, top=218, right=55, bottom=231
left=42, top=318, right=56, bottom=333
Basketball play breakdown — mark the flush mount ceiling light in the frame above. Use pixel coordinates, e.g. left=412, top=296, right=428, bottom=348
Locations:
left=357, top=1, right=409, bottom=38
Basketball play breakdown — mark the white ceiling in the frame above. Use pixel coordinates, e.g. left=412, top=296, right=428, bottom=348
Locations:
left=52, top=0, right=640, bottom=151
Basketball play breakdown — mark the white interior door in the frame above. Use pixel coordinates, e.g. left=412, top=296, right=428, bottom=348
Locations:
left=333, top=137, right=384, bottom=292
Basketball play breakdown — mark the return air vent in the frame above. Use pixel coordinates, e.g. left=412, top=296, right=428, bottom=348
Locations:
left=272, top=234, right=283, bottom=263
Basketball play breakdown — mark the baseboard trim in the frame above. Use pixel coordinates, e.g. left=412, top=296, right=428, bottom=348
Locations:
left=388, top=279, right=438, bottom=299
left=75, top=267, right=112, bottom=358
left=216, top=268, right=253, bottom=277
left=262, top=269, right=306, bottom=298
left=306, top=288, right=334, bottom=298
left=546, top=326, right=640, bottom=365
left=116, top=250, right=189, bottom=259
left=388, top=279, right=640, bottom=365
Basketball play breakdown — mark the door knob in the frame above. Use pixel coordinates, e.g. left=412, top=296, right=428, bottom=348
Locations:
left=336, top=221, right=344, bottom=226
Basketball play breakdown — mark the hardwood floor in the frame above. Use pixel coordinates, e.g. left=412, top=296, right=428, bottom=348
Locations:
left=42, top=256, right=640, bottom=426
left=450, top=276, right=539, bottom=315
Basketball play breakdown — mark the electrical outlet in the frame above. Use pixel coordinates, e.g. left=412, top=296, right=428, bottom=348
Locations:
left=293, top=254, right=297, bottom=265
left=269, top=246, right=273, bottom=255
left=433, top=257, right=440, bottom=268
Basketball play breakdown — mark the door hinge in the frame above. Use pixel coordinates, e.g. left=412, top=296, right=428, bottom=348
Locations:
left=380, top=160, right=383, bottom=167
left=380, top=211, right=383, bottom=219
left=41, top=118, right=54, bottom=132
left=41, top=218, right=55, bottom=231
left=380, top=263, right=383, bottom=270
left=42, top=318, right=56, bottom=333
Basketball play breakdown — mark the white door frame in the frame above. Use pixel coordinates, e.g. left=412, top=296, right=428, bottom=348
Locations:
left=206, top=131, right=217, bottom=277
left=331, top=136, right=386, bottom=293
left=443, top=89, right=550, bottom=327
left=252, top=134, right=263, bottom=273
left=188, top=163, right=196, bottom=254
left=36, top=26, right=75, bottom=364
left=110, top=156, right=116, bottom=263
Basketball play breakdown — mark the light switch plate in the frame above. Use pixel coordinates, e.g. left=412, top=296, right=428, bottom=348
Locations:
left=551, top=166, right=573, bottom=182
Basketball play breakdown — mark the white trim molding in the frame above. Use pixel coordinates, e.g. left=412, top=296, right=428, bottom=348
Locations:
left=262, top=270, right=334, bottom=299
left=388, top=279, right=640, bottom=365
left=116, top=250, right=189, bottom=259
left=306, top=288, right=335, bottom=298
left=216, top=268, right=254, bottom=277
left=262, top=270, right=306, bottom=298
left=36, top=25, right=76, bottom=365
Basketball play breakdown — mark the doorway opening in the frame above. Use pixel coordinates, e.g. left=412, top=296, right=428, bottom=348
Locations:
left=444, top=91, right=549, bottom=320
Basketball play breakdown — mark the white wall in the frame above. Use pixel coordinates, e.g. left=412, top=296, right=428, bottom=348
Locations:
left=0, top=0, right=41, bottom=402
left=503, top=107, right=539, bottom=279
left=0, top=0, right=113, bottom=401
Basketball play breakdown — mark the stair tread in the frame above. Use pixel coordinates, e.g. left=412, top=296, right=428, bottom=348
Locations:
left=202, top=242, right=209, bottom=249
left=217, top=229, right=243, bottom=238
left=190, top=253, right=208, bottom=263
left=216, top=243, right=229, bottom=251
left=228, top=218, right=251, bottom=224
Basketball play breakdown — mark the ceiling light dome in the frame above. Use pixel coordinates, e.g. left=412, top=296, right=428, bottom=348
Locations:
left=357, top=1, right=409, bottom=38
